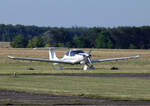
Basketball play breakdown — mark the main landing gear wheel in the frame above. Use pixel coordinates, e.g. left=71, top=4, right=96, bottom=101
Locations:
left=89, top=65, right=95, bottom=70
left=57, top=66, right=63, bottom=70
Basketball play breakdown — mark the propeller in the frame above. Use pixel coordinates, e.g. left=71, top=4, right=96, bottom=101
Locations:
left=88, top=48, right=93, bottom=56
left=78, top=48, right=94, bottom=70
left=87, top=48, right=93, bottom=63
left=79, top=49, right=94, bottom=70
left=86, top=48, right=94, bottom=69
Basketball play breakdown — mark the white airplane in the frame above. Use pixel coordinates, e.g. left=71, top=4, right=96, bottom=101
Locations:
left=8, top=47, right=140, bottom=70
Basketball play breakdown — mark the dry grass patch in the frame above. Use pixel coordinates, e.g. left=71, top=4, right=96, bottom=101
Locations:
left=0, top=42, right=10, bottom=48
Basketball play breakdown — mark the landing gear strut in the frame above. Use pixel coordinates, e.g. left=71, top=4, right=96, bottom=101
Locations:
left=83, top=64, right=94, bottom=70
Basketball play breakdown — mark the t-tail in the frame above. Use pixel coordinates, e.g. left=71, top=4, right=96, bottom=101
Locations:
left=49, top=48, right=59, bottom=60
left=34, top=47, right=67, bottom=60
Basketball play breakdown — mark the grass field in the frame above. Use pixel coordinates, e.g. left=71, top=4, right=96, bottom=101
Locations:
left=1, top=48, right=150, bottom=100
left=0, top=42, right=10, bottom=48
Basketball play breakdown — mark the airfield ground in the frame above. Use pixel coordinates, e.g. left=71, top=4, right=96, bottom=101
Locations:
left=1, top=48, right=150, bottom=105
left=1, top=89, right=150, bottom=105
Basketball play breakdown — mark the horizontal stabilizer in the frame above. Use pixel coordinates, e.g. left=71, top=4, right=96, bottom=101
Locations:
left=33, top=47, right=68, bottom=50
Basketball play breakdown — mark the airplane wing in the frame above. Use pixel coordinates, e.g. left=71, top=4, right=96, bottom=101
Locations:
left=8, top=56, right=77, bottom=64
left=91, top=55, right=140, bottom=63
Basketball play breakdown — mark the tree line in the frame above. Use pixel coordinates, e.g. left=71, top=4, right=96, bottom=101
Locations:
left=0, top=24, right=150, bottom=49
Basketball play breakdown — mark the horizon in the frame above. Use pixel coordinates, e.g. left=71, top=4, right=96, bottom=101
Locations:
left=1, top=23, right=150, bottom=28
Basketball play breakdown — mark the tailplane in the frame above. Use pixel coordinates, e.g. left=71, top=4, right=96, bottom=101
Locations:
left=49, top=48, right=59, bottom=60
left=34, top=47, right=67, bottom=60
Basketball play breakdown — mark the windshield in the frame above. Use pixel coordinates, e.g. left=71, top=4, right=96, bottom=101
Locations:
left=70, top=50, right=84, bottom=56
left=65, top=50, right=84, bottom=56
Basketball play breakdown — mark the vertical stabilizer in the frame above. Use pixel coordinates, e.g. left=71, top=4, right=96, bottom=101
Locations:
left=49, top=48, right=59, bottom=60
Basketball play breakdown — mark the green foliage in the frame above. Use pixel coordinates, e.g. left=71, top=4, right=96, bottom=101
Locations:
left=0, top=24, right=48, bottom=42
left=1, top=24, right=150, bottom=49
left=73, top=35, right=85, bottom=48
left=43, top=28, right=74, bottom=47
left=45, top=43, right=51, bottom=47
left=10, top=35, right=28, bottom=48
left=107, top=39, right=114, bottom=48
left=96, top=31, right=114, bottom=48
left=128, top=44, right=137, bottom=49
left=27, top=40, right=33, bottom=48
left=96, top=32, right=107, bottom=48
left=28, top=36, right=44, bottom=48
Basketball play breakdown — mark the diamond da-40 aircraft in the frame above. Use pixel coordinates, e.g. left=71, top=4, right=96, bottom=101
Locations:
left=8, top=47, right=140, bottom=70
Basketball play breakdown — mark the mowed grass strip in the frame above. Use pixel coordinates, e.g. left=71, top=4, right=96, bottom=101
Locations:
left=0, top=75, right=150, bottom=100
left=0, top=61, right=149, bottom=74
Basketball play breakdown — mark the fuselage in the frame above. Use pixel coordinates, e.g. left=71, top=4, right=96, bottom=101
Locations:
left=60, top=49, right=88, bottom=64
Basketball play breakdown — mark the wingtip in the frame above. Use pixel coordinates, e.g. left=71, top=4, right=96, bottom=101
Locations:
left=8, top=56, right=15, bottom=59
left=33, top=48, right=37, bottom=50
left=136, top=55, right=140, bottom=58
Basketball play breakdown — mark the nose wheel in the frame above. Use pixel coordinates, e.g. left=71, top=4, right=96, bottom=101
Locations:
left=83, top=65, right=88, bottom=70
left=83, top=64, right=95, bottom=70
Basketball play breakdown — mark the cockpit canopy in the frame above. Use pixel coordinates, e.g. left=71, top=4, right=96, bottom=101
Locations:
left=65, top=50, right=84, bottom=56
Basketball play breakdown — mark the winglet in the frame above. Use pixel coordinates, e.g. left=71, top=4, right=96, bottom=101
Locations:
left=8, top=56, right=15, bottom=59
left=135, top=55, right=140, bottom=58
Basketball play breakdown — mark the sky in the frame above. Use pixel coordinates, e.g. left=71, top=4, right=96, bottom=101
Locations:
left=0, top=0, right=150, bottom=27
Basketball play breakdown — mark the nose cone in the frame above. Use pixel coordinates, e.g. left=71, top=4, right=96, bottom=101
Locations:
left=89, top=54, right=91, bottom=57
